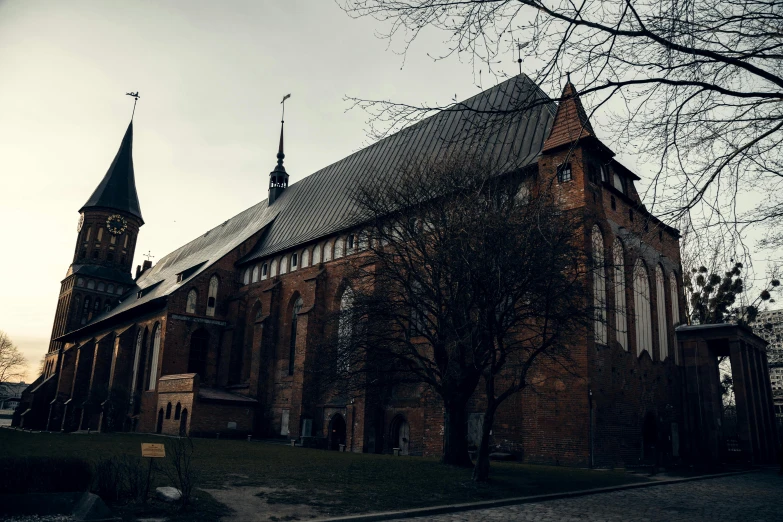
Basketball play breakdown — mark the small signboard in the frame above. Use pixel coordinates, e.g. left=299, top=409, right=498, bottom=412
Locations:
left=141, top=443, right=166, bottom=458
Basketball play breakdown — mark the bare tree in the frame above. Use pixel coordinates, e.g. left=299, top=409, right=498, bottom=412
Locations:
left=0, top=331, right=27, bottom=383
left=338, top=0, right=783, bottom=250
left=314, top=155, right=592, bottom=478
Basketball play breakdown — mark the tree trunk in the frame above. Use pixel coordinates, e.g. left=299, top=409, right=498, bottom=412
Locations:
left=442, top=400, right=472, bottom=467
left=472, top=408, right=495, bottom=482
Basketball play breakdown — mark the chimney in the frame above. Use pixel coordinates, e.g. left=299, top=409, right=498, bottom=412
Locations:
left=135, top=260, right=153, bottom=280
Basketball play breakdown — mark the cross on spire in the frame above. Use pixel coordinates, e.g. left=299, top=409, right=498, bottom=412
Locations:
left=143, top=250, right=154, bottom=262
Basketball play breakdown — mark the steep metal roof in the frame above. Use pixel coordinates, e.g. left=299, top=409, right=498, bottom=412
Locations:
left=242, top=73, right=557, bottom=263
left=63, top=74, right=556, bottom=338
left=80, top=121, right=144, bottom=222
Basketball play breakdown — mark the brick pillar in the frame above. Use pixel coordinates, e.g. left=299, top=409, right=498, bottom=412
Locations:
left=759, top=349, right=780, bottom=463
left=729, top=340, right=755, bottom=459
left=102, top=330, right=135, bottom=431
left=82, top=336, right=113, bottom=431
left=288, top=310, right=310, bottom=439
left=47, top=347, right=76, bottom=431
left=64, top=341, right=94, bottom=431
left=751, top=347, right=775, bottom=462
left=743, top=343, right=764, bottom=463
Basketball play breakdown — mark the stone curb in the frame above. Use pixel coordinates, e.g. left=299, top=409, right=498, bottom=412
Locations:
left=312, top=469, right=756, bottom=522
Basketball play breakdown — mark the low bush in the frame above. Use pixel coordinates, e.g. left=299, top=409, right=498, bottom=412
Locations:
left=92, top=455, right=149, bottom=503
left=0, top=456, right=92, bottom=494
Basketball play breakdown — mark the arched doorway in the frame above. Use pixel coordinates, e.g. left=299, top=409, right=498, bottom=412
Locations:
left=329, top=413, right=346, bottom=450
left=156, top=409, right=164, bottom=434
left=642, top=411, right=658, bottom=461
left=179, top=409, right=188, bottom=436
left=390, top=415, right=410, bottom=455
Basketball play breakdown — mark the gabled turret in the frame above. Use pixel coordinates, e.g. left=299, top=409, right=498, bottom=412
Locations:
left=542, top=80, right=595, bottom=154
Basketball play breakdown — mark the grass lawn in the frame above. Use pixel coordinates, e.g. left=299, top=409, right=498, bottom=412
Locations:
left=0, top=429, right=647, bottom=518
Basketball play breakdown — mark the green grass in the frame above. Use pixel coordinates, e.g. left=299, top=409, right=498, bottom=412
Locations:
left=0, top=429, right=647, bottom=517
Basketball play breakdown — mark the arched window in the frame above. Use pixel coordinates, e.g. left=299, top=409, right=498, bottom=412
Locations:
left=670, top=273, right=681, bottom=364
left=289, top=297, right=303, bottom=375
left=251, top=265, right=259, bottom=283
left=613, top=239, right=628, bottom=350
left=87, top=280, right=95, bottom=290
left=338, top=288, right=354, bottom=373
left=84, top=227, right=92, bottom=242
left=131, top=328, right=145, bottom=396
left=98, top=282, right=105, bottom=292
left=186, top=289, right=197, bottom=314
left=206, top=276, right=218, bottom=317
left=301, top=248, right=310, bottom=268
left=347, top=234, right=355, bottom=253
left=280, top=256, right=288, bottom=275
left=107, top=284, right=114, bottom=294
left=243, top=268, right=251, bottom=285
left=290, top=253, right=298, bottom=271
left=334, top=237, right=345, bottom=258
left=633, top=260, right=653, bottom=358
left=655, top=266, right=669, bottom=361
left=270, top=259, right=278, bottom=278
left=76, top=278, right=85, bottom=287
left=166, top=402, right=172, bottom=419
left=148, top=323, right=161, bottom=390
left=592, top=226, right=607, bottom=345
left=261, top=263, right=268, bottom=280
left=175, top=402, right=181, bottom=420
left=312, top=244, right=322, bottom=265
left=188, top=329, right=210, bottom=379
left=116, top=286, right=124, bottom=295
left=97, top=227, right=104, bottom=242
left=323, top=241, right=333, bottom=262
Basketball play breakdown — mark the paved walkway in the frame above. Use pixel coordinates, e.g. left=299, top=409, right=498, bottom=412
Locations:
left=397, top=470, right=783, bottom=521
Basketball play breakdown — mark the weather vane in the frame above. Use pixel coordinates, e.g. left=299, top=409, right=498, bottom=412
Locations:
left=516, top=41, right=528, bottom=75
left=281, top=93, right=291, bottom=122
left=126, top=91, right=140, bottom=119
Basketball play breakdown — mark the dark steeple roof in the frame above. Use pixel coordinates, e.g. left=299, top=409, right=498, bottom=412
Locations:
left=542, top=81, right=595, bottom=153
left=80, top=121, right=144, bottom=223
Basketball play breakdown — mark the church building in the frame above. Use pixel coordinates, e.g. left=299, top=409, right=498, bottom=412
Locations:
left=16, top=75, right=778, bottom=468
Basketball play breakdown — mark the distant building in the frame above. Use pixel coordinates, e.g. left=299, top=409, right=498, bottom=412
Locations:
left=0, top=382, right=26, bottom=410
left=752, top=309, right=783, bottom=420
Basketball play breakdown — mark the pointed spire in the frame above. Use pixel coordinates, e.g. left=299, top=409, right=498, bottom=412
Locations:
left=269, top=95, right=291, bottom=205
left=542, top=79, right=595, bottom=153
left=80, top=121, right=144, bottom=223
left=275, top=119, right=286, bottom=173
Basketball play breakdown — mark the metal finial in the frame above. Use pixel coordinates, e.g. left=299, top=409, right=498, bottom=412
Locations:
left=126, top=92, right=140, bottom=120
left=143, top=250, right=154, bottom=262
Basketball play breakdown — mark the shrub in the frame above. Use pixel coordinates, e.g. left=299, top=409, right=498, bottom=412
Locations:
left=92, top=455, right=150, bottom=504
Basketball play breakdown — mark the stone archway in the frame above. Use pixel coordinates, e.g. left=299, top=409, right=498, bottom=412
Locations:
left=329, top=413, right=346, bottom=451
left=390, top=415, right=410, bottom=455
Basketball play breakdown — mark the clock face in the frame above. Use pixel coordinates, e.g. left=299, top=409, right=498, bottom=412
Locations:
left=77, top=213, right=84, bottom=233
left=106, top=214, right=128, bottom=235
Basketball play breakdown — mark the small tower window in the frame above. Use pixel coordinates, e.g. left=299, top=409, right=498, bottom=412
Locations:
left=110, top=235, right=117, bottom=245
left=107, top=284, right=114, bottom=293
left=84, top=227, right=92, bottom=242
left=291, top=253, right=298, bottom=270
left=97, top=282, right=105, bottom=292
left=262, top=263, right=268, bottom=280
left=557, top=163, right=572, bottom=183
left=76, top=278, right=85, bottom=287
left=613, top=173, right=625, bottom=193
left=97, top=228, right=104, bottom=242
left=87, top=280, right=96, bottom=290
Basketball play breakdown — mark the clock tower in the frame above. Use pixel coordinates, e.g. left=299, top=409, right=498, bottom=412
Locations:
left=45, top=121, right=144, bottom=359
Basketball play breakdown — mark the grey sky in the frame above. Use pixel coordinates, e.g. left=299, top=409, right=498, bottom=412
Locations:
left=1, top=1, right=775, bottom=382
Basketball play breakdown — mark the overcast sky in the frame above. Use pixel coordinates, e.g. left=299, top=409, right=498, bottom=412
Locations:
left=0, top=0, right=775, bottom=382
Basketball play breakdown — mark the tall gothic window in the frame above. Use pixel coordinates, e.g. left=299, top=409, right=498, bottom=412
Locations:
left=592, top=226, right=608, bottom=345
left=312, top=244, right=322, bottom=265
left=131, top=328, right=144, bottom=397
left=670, top=273, right=681, bottom=364
left=148, top=323, right=161, bottom=390
left=323, top=240, right=333, bottom=262
left=280, top=256, right=288, bottom=275
left=188, top=329, right=209, bottom=379
left=243, top=268, right=250, bottom=285
left=289, top=297, right=303, bottom=375
left=655, top=266, right=669, bottom=360
left=613, top=239, right=628, bottom=350
left=251, top=265, right=259, bottom=283
left=206, top=276, right=218, bottom=317
left=633, top=260, right=653, bottom=358
left=186, top=289, right=198, bottom=314
left=334, top=237, right=345, bottom=258
left=270, top=259, right=278, bottom=278
left=301, top=248, right=310, bottom=268
left=338, top=288, right=354, bottom=373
